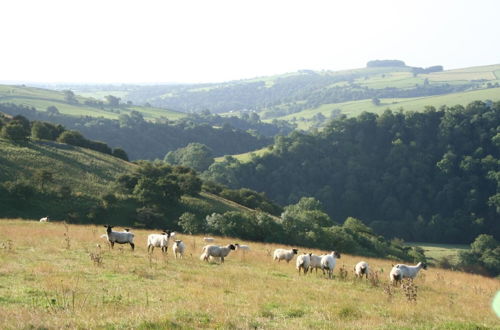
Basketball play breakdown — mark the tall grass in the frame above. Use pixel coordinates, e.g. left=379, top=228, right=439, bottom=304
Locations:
left=0, top=219, right=498, bottom=329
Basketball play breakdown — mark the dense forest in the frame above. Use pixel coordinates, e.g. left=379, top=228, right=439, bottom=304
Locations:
left=203, top=101, right=500, bottom=244
left=0, top=103, right=279, bottom=160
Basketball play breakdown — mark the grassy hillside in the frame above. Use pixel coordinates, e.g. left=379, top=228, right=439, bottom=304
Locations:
left=0, top=219, right=497, bottom=329
left=0, top=139, right=134, bottom=197
left=0, top=138, right=251, bottom=222
left=275, top=87, right=500, bottom=130
left=0, top=84, right=186, bottom=121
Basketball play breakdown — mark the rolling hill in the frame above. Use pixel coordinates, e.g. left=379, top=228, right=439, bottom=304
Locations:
left=48, top=63, right=500, bottom=120
left=0, top=137, right=255, bottom=222
left=0, top=84, right=186, bottom=121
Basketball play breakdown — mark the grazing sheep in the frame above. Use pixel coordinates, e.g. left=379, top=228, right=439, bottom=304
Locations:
left=296, top=253, right=311, bottom=275
left=389, top=262, right=427, bottom=285
left=273, top=248, right=298, bottom=263
left=321, top=251, right=341, bottom=279
left=103, top=225, right=135, bottom=250
left=354, top=261, right=369, bottom=279
left=39, top=216, right=49, bottom=222
left=308, top=254, right=323, bottom=274
left=234, top=243, right=250, bottom=252
left=173, top=240, right=185, bottom=259
left=203, top=237, right=215, bottom=243
left=200, top=244, right=236, bottom=263
left=147, top=230, right=175, bottom=254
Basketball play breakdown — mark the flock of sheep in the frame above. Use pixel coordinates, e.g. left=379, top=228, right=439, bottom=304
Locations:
left=273, top=247, right=427, bottom=284
left=43, top=219, right=428, bottom=285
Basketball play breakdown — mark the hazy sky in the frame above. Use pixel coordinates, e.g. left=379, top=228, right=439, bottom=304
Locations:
left=2, top=0, right=499, bottom=84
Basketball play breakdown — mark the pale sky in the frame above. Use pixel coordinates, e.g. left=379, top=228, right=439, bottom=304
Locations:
left=1, top=0, right=499, bottom=84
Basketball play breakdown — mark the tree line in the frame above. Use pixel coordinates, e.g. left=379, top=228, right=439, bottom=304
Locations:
left=202, top=101, right=500, bottom=245
left=0, top=109, right=128, bottom=160
left=0, top=103, right=273, bottom=160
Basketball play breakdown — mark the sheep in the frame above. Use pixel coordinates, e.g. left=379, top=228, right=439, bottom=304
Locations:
left=234, top=243, right=250, bottom=252
left=203, top=237, right=215, bottom=243
left=389, top=262, right=427, bottom=285
left=273, top=248, right=298, bottom=263
left=103, top=225, right=135, bottom=250
left=200, top=244, right=235, bottom=263
left=147, top=230, right=175, bottom=254
left=296, top=253, right=311, bottom=275
left=321, top=251, right=341, bottom=279
left=173, top=240, right=185, bottom=259
left=39, top=216, right=49, bottom=222
left=308, top=254, right=323, bottom=274
left=354, top=261, right=369, bottom=279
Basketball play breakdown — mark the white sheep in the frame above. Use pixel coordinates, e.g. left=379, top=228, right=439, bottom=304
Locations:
left=296, top=253, right=311, bottom=275
left=389, top=262, right=427, bottom=285
left=147, top=230, right=175, bottom=254
left=103, top=225, right=135, bottom=250
left=308, top=254, right=323, bottom=274
left=273, top=248, right=298, bottom=263
left=234, top=243, right=250, bottom=252
left=354, top=261, right=369, bottom=279
left=173, top=240, right=185, bottom=259
left=39, top=216, right=49, bottom=222
left=321, top=251, right=341, bottom=279
left=203, top=237, right=215, bottom=243
left=200, top=244, right=236, bottom=263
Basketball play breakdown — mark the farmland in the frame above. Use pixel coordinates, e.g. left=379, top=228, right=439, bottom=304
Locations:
left=0, top=219, right=498, bottom=329
left=0, top=85, right=186, bottom=121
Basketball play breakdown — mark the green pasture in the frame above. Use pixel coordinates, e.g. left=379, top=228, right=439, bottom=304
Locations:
left=0, top=84, right=186, bottom=121
left=406, top=242, right=469, bottom=263
left=214, top=146, right=272, bottom=163
left=273, top=87, right=500, bottom=130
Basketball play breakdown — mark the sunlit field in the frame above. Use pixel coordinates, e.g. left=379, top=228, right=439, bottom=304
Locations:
left=0, top=219, right=498, bottom=329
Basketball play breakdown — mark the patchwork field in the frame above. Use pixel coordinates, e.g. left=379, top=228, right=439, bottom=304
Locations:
left=275, top=87, right=500, bottom=130
left=0, top=219, right=498, bottom=329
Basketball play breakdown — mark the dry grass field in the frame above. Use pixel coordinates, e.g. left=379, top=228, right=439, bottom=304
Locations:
left=0, top=219, right=498, bottom=329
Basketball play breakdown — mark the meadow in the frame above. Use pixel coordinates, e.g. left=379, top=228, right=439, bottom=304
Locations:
left=0, top=84, right=186, bottom=122
left=0, top=219, right=498, bottom=329
left=406, top=243, right=469, bottom=264
left=274, top=87, right=500, bottom=130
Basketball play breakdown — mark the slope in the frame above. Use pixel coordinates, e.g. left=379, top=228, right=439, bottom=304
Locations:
left=0, top=84, right=186, bottom=121
left=0, top=219, right=497, bottom=329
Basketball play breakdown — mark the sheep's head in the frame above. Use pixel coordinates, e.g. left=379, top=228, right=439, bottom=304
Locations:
left=292, top=248, right=298, bottom=254
left=175, top=240, right=182, bottom=244
left=228, top=244, right=236, bottom=250
left=104, top=225, right=113, bottom=233
left=421, top=262, right=428, bottom=270
left=334, top=251, right=341, bottom=259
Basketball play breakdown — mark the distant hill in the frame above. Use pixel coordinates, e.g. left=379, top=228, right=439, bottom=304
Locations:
left=52, top=64, right=500, bottom=121
left=0, top=84, right=186, bottom=121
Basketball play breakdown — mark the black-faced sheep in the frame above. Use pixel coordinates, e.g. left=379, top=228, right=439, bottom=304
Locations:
left=103, top=225, right=135, bottom=250
left=200, top=244, right=236, bottom=263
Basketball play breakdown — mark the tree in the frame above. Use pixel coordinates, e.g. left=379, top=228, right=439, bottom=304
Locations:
left=1, top=122, right=30, bottom=141
left=178, top=212, right=206, bottom=234
left=164, top=143, right=214, bottom=172
left=34, top=169, right=54, bottom=191
left=46, top=105, right=60, bottom=115
left=57, top=130, right=87, bottom=147
left=112, top=148, right=129, bottom=161
left=371, top=97, right=381, bottom=106
left=105, top=95, right=121, bottom=107
left=63, top=90, right=78, bottom=104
